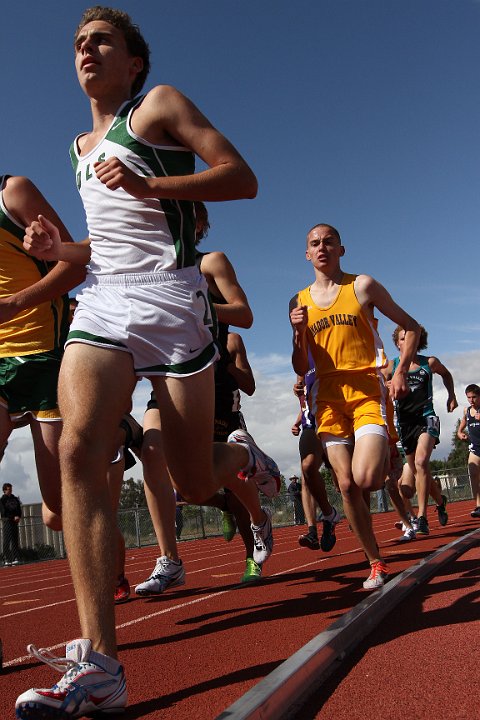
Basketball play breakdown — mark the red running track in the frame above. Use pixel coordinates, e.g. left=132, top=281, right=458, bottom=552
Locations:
left=291, top=540, right=479, bottom=720
left=0, top=499, right=478, bottom=719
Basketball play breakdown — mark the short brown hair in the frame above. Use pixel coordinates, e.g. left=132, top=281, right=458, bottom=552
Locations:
left=194, top=202, right=210, bottom=244
left=306, top=223, right=342, bottom=243
left=74, top=6, right=150, bottom=97
left=465, top=384, right=480, bottom=395
left=392, top=324, right=428, bottom=352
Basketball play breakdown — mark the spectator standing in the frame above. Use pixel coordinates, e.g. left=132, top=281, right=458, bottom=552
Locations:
left=288, top=476, right=305, bottom=525
left=1, top=483, right=21, bottom=565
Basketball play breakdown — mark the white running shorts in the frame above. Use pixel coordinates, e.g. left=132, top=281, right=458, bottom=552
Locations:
left=66, top=267, right=218, bottom=377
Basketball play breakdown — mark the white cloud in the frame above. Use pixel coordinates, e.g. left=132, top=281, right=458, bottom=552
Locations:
left=4, top=349, right=478, bottom=505
left=1, top=432, right=35, bottom=504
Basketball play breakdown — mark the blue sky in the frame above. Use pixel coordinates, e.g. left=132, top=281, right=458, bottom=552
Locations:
left=2, top=1, right=480, bottom=502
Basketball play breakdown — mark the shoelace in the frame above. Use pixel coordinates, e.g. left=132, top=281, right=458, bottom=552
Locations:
left=252, top=529, right=266, bottom=549
left=27, top=644, right=77, bottom=673
left=151, top=558, right=178, bottom=580
left=370, top=561, right=388, bottom=578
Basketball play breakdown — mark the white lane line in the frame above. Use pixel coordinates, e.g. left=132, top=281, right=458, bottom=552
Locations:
left=4, top=516, right=473, bottom=666
left=3, top=549, right=360, bottom=667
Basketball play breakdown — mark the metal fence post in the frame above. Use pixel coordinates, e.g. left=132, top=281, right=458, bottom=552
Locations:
left=135, top=505, right=141, bottom=548
left=199, top=506, right=206, bottom=539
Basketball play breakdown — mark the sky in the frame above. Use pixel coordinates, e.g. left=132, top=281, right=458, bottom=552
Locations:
left=2, top=0, right=480, bottom=503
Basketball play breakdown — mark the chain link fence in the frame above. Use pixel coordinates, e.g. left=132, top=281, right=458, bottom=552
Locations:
left=1, top=470, right=475, bottom=567
left=1, top=505, right=65, bottom=566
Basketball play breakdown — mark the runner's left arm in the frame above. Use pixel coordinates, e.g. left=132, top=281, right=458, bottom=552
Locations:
left=429, top=356, right=458, bottom=412
left=94, top=85, right=257, bottom=202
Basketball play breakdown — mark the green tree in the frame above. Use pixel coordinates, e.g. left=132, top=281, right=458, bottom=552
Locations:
left=321, top=467, right=340, bottom=508
left=119, top=477, right=146, bottom=509
left=430, top=459, right=445, bottom=473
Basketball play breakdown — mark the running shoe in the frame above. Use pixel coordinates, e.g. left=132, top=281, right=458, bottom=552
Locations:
left=298, top=531, right=320, bottom=550
left=416, top=515, right=429, bottom=535
left=395, top=512, right=412, bottom=531
left=241, top=558, right=262, bottom=583
left=363, top=560, right=389, bottom=590
left=471, top=506, right=480, bottom=518
left=15, top=639, right=127, bottom=719
left=114, top=575, right=130, bottom=604
left=135, top=556, right=185, bottom=596
left=398, top=526, right=416, bottom=543
left=320, top=507, right=340, bottom=552
left=436, top=495, right=448, bottom=526
left=222, top=511, right=237, bottom=542
left=227, top=430, right=281, bottom=498
left=251, top=507, right=274, bottom=565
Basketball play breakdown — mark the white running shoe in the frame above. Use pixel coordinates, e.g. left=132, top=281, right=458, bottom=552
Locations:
left=15, top=639, right=127, bottom=719
left=363, top=560, right=389, bottom=590
left=398, top=526, right=416, bottom=543
left=135, top=556, right=185, bottom=596
left=227, top=429, right=281, bottom=498
left=251, top=507, right=274, bottom=565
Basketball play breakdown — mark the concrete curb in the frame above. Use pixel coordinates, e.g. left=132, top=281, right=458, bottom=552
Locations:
left=216, top=528, right=480, bottom=720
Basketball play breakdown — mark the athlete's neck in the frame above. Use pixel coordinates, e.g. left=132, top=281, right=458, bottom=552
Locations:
left=89, top=93, right=130, bottom=132
left=312, top=268, right=344, bottom=290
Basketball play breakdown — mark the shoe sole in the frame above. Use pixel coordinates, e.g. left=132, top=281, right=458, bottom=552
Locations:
left=241, top=573, right=262, bottom=583
left=16, top=700, right=126, bottom=718
left=363, top=580, right=386, bottom=590
left=229, top=431, right=281, bottom=497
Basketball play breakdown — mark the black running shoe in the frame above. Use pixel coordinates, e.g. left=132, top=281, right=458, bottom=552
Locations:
left=436, top=495, right=448, bottom=527
left=416, top=515, right=429, bottom=535
left=320, top=507, right=340, bottom=552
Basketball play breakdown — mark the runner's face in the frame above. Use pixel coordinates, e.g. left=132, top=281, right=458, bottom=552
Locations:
left=466, top=392, right=480, bottom=409
left=306, top=227, right=343, bottom=270
left=396, top=330, right=406, bottom=351
left=74, top=21, right=141, bottom=97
